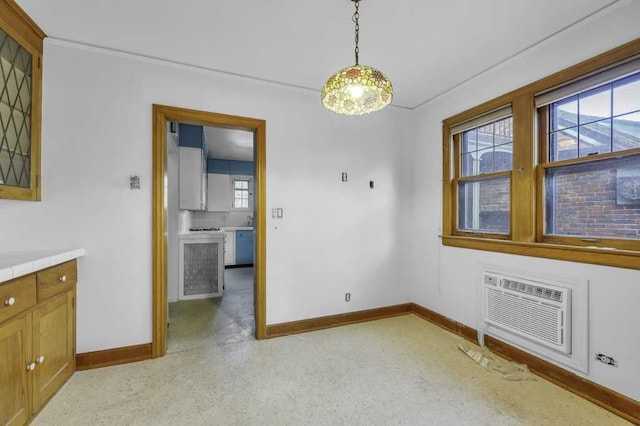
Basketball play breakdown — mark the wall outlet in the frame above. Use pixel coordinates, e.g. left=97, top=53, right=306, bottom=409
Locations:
left=595, top=353, right=618, bottom=367
left=345, top=293, right=351, bottom=302
left=342, top=172, right=348, bottom=182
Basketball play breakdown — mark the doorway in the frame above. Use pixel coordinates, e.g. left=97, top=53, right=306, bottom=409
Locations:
left=152, top=105, right=267, bottom=358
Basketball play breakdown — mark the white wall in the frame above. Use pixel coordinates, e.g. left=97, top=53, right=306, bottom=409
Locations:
left=0, top=40, right=413, bottom=353
left=407, top=1, right=640, bottom=401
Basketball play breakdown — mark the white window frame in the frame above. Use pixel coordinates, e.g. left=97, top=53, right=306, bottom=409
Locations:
left=231, top=175, right=253, bottom=212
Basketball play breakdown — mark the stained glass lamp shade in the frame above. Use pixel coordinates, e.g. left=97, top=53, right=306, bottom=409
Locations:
left=321, top=0, right=393, bottom=115
left=321, top=65, right=393, bottom=115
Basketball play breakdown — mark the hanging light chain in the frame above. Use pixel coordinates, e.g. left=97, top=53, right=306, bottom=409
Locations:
left=321, top=0, right=393, bottom=114
left=352, top=0, right=360, bottom=65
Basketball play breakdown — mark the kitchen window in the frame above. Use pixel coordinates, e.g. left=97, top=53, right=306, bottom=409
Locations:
left=441, top=39, right=640, bottom=269
left=232, top=177, right=252, bottom=210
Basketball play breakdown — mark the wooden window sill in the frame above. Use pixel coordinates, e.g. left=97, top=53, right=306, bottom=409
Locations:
left=441, top=235, right=640, bottom=270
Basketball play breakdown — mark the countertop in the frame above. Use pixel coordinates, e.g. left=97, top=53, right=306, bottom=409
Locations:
left=179, top=231, right=225, bottom=239
left=222, top=227, right=254, bottom=231
left=0, top=248, right=86, bottom=283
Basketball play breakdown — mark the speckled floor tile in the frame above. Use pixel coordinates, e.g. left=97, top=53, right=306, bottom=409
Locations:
left=32, top=274, right=631, bottom=425
left=167, top=266, right=255, bottom=354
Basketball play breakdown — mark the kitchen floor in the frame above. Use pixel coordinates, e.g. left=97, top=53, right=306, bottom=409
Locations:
left=33, top=313, right=630, bottom=425
left=167, top=266, right=255, bottom=354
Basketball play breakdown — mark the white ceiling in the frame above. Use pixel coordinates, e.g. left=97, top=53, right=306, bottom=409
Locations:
left=204, top=127, right=254, bottom=161
left=17, top=0, right=620, bottom=109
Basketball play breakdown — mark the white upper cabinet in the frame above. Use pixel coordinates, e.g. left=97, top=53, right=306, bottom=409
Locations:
left=207, top=173, right=230, bottom=212
left=178, top=124, right=207, bottom=211
left=179, top=147, right=206, bottom=210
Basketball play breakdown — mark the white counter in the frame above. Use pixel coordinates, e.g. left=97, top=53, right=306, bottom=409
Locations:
left=179, top=231, right=225, bottom=240
left=0, top=248, right=86, bottom=283
left=222, top=227, right=254, bottom=231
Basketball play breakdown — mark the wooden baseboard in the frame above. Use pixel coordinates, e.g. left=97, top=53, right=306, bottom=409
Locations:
left=410, top=302, right=478, bottom=342
left=76, top=343, right=152, bottom=371
left=410, top=303, right=640, bottom=424
left=266, top=303, right=412, bottom=338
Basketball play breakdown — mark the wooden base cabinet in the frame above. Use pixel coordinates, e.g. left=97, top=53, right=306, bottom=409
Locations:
left=0, top=315, right=31, bottom=426
left=0, top=261, right=76, bottom=426
left=32, top=291, right=75, bottom=411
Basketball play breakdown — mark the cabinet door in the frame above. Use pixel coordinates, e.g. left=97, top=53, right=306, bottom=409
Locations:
left=207, top=174, right=230, bottom=212
left=0, top=3, right=44, bottom=201
left=0, top=315, right=31, bottom=426
left=179, top=147, right=205, bottom=210
left=31, top=291, right=74, bottom=411
left=202, top=169, right=208, bottom=211
left=224, top=231, right=235, bottom=265
left=235, top=232, right=254, bottom=265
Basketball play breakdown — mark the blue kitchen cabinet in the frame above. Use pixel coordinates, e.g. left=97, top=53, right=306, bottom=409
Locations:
left=235, top=230, right=254, bottom=265
left=207, top=159, right=230, bottom=174
left=229, top=160, right=254, bottom=175
left=207, top=158, right=254, bottom=176
left=178, top=124, right=205, bottom=149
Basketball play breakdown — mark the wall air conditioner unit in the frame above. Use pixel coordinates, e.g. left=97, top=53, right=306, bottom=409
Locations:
left=483, top=272, right=572, bottom=354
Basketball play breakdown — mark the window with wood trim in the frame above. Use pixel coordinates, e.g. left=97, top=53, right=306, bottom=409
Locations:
left=442, top=39, right=640, bottom=269
left=452, top=110, right=513, bottom=236
left=537, top=67, right=640, bottom=250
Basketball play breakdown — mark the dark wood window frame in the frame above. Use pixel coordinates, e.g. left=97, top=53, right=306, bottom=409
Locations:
left=442, top=38, right=640, bottom=270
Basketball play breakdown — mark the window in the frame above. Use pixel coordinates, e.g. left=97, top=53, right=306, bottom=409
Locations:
left=539, top=71, right=640, bottom=248
left=453, top=112, right=513, bottom=235
left=442, top=39, right=640, bottom=269
left=232, top=178, right=251, bottom=210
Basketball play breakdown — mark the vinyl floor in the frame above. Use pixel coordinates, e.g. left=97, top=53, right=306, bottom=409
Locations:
left=33, top=267, right=630, bottom=425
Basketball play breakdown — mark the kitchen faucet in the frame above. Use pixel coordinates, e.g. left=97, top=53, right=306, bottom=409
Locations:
left=247, top=216, right=253, bottom=226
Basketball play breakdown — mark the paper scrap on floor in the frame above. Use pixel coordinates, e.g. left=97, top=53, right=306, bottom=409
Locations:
left=457, top=343, right=534, bottom=381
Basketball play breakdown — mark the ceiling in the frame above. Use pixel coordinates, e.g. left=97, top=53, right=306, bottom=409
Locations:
left=17, top=0, right=621, bottom=109
left=204, top=127, right=253, bottom=161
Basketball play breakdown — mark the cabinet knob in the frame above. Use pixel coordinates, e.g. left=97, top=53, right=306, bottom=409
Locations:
left=36, top=355, right=45, bottom=364
left=4, top=297, right=15, bottom=306
left=59, top=275, right=67, bottom=282
left=26, top=362, right=36, bottom=371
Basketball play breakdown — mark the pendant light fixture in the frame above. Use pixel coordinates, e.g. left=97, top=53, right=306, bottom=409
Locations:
left=321, top=0, right=393, bottom=115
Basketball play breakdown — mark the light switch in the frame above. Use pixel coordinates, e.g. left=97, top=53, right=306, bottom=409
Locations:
left=277, top=208, right=283, bottom=218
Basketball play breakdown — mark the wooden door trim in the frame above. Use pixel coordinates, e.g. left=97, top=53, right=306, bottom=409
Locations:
left=151, top=104, right=267, bottom=358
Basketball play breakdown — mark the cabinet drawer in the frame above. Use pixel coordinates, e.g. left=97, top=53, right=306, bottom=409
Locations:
left=0, top=274, right=37, bottom=323
left=37, top=260, right=77, bottom=302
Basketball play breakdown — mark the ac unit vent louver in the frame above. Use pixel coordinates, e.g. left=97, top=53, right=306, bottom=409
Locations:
left=501, top=279, right=564, bottom=303
left=483, top=273, right=572, bottom=354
